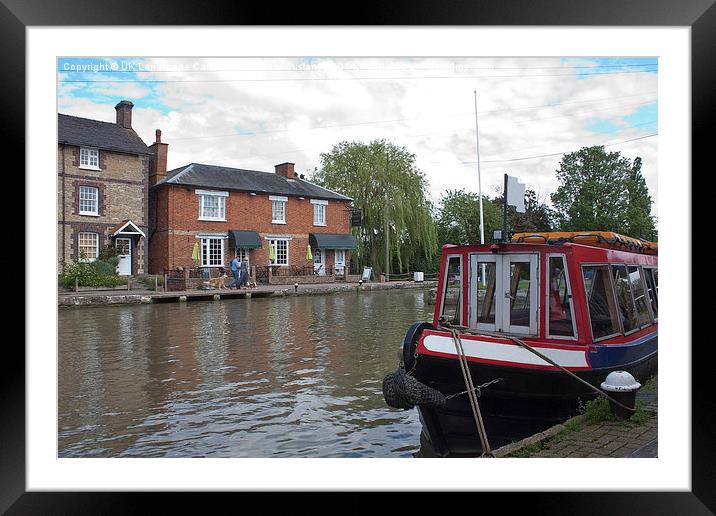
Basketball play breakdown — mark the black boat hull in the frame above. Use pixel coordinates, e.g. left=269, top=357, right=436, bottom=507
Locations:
left=413, top=350, right=657, bottom=457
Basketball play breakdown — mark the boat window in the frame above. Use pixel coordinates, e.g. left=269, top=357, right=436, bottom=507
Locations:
left=611, top=265, right=639, bottom=334
left=440, top=256, right=462, bottom=325
left=643, top=267, right=658, bottom=319
left=477, top=261, right=497, bottom=325
left=628, top=266, right=653, bottom=326
left=582, top=265, right=621, bottom=340
left=547, top=256, right=575, bottom=337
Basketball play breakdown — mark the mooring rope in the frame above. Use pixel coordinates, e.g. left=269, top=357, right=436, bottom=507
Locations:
left=448, top=327, right=494, bottom=458
left=441, top=324, right=636, bottom=414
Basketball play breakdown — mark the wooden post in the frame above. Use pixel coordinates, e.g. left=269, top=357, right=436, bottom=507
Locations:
left=155, top=275, right=158, bottom=292
left=75, top=277, right=78, bottom=292
left=127, top=276, right=131, bottom=290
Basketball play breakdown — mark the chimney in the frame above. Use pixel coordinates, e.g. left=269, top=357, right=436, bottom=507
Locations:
left=148, top=129, right=169, bottom=187
left=275, top=162, right=295, bottom=179
left=115, top=100, right=134, bottom=129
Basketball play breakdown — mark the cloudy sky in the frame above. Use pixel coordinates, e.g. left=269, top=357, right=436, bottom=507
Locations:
left=58, top=56, right=658, bottom=216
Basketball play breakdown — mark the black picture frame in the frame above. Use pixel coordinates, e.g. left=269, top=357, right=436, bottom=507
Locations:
left=6, top=0, right=711, bottom=513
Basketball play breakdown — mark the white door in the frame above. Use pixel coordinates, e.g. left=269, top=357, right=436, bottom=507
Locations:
left=115, top=238, right=132, bottom=276
left=502, top=254, right=538, bottom=335
left=469, top=253, right=538, bottom=335
left=334, top=249, right=345, bottom=275
left=313, top=248, right=325, bottom=275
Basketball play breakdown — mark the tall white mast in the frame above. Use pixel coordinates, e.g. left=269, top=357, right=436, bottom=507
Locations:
left=474, top=90, right=485, bottom=246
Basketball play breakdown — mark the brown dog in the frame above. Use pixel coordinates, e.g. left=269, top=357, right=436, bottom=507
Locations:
left=207, top=274, right=228, bottom=290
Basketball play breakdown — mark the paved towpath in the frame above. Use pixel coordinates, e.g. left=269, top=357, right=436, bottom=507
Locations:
left=59, top=280, right=437, bottom=306
left=495, top=379, right=658, bottom=458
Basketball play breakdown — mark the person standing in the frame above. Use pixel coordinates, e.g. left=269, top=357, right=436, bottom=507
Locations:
left=239, top=257, right=249, bottom=288
left=230, top=255, right=241, bottom=289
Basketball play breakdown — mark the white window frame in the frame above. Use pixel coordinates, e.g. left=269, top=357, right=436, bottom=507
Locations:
left=196, top=189, right=228, bottom=221
left=198, top=235, right=226, bottom=267
left=268, top=237, right=289, bottom=266
left=77, top=232, right=99, bottom=262
left=78, top=185, right=99, bottom=216
left=545, top=253, right=578, bottom=340
left=311, top=199, right=328, bottom=226
left=270, top=195, right=288, bottom=224
left=79, top=147, right=100, bottom=170
left=440, top=254, right=463, bottom=326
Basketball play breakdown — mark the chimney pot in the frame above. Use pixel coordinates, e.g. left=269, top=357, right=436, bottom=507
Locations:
left=155, top=129, right=162, bottom=143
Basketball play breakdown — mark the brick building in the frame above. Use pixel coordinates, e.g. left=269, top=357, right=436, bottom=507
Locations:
left=58, top=100, right=152, bottom=275
left=148, top=152, right=357, bottom=282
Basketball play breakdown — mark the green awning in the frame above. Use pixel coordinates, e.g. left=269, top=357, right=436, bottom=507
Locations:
left=309, top=233, right=357, bottom=250
left=229, top=230, right=262, bottom=249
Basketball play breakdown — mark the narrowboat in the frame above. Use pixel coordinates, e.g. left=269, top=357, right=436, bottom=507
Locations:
left=383, top=231, right=658, bottom=457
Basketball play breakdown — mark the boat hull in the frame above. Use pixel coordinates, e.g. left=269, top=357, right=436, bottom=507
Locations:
left=412, top=341, right=657, bottom=457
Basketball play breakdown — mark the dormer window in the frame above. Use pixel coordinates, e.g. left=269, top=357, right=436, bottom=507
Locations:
left=196, top=189, right=228, bottom=221
left=79, top=147, right=100, bottom=170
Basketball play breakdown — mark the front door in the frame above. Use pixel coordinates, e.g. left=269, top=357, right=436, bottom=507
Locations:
left=313, top=248, right=325, bottom=275
left=115, top=237, right=132, bottom=276
left=469, top=253, right=538, bottom=335
left=334, top=249, right=345, bottom=275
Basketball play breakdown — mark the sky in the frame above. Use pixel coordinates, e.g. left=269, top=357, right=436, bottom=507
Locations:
left=57, top=56, right=658, bottom=217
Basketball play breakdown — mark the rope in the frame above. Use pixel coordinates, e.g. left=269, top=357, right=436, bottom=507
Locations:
left=448, top=327, right=494, bottom=458
left=441, top=324, right=636, bottom=414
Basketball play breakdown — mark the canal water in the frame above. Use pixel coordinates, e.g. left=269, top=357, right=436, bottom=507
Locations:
left=58, top=289, right=433, bottom=458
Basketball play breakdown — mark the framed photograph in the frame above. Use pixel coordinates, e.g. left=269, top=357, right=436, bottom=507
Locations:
left=9, top=0, right=710, bottom=512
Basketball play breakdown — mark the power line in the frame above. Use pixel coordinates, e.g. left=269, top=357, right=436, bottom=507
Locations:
left=468, top=133, right=657, bottom=165
left=58, top=67, right=658, bottom=84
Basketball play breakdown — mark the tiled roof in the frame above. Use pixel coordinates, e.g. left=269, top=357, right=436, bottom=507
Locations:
left=157, top=163, right=352, bottom=201
left=58, top=113, right=149, bottom=155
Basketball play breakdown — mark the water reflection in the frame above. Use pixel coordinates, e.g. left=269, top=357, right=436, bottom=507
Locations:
left=58, top=290, right=433, bottom=457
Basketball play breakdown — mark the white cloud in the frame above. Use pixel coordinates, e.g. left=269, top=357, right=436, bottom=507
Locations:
left=58, top=56, right=658, bottom=217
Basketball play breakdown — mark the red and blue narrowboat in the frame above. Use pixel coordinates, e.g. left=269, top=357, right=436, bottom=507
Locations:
left=383, top=231, right=658, bottom=457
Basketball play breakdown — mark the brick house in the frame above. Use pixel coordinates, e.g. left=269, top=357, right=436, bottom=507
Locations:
left=58, top=100, right=151, bottom=275
left=148, top=152, right=357, bottom=283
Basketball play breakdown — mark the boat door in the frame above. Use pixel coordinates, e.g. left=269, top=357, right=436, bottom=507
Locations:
left=469, top=253, right=538, bottom=335
left=313, top=248, right=325, bottom=275
left=115, top=237, right=132, bottom=276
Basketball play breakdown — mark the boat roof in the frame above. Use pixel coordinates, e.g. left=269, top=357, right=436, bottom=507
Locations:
left=510, top=231, right=657, bottom=255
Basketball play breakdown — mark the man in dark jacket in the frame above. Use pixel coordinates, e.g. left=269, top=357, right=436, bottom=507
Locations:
left=230, top=255, right=241, bottom=289
left=239, top=257, right=249, bottom=288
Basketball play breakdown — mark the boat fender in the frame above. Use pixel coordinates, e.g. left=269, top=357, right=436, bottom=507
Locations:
left=382, top=366, right=446, bottom=409
left=402, top=321, right=434, bottom=372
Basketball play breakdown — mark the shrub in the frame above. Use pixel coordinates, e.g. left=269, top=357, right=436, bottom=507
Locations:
left=59, top=254, right=126, bottom=288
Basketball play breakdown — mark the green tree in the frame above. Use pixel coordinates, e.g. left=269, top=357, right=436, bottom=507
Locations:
left=492, top=188, right=554, bottom=236
left=312, top=140, right=437, bottom=275
left=624, top=157, right=657, bottom=239
left=435, top=189, right=500, bottom=246
left=551, top=146, right=655, bottom=238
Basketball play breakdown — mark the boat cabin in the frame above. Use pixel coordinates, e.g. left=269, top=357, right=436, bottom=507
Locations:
left=434, top=232, right=658, bottom=346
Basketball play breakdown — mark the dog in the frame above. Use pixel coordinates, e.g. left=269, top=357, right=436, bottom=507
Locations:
left=206, top=273, right=228, bottom=290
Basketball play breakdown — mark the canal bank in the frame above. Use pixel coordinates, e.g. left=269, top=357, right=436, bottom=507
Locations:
left=493, top=376, right=658, bottom=458
left=58, top=280, right=437, bottom=307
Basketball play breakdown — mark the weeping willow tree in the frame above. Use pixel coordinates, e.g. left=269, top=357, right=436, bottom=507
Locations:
left=311, top=140, right=437, bottom=276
